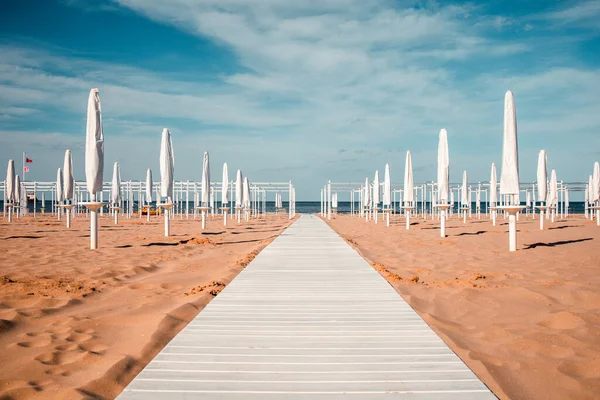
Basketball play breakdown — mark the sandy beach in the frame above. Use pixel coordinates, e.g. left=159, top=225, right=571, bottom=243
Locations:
left=0, top=212, right=295, bottom=399
left=324, top=212, right=600, bottom=400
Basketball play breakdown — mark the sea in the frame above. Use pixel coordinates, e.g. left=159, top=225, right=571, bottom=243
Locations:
left=0, top=201, right=590, bottom=215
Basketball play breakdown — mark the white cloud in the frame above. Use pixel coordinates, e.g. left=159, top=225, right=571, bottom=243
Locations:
left=0, top=0, right=599, bottom=198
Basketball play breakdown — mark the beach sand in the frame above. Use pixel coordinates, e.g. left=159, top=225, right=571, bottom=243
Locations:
left=0, top=211, right=295, bottom=399
left=325, top=212, right=600, bottom=400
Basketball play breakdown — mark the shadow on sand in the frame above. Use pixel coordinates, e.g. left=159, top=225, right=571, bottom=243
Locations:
left=1, top=235, right=43, bottom=240
left=457, top=231, right=487, bottom=236
left=523, top=238, right=593, bottom=250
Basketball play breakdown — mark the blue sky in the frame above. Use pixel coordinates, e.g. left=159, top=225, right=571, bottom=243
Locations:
left=1, top=0, right=599, bottom=200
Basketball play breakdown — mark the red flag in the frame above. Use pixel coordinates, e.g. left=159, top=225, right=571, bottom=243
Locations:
left=24, top=166, right=30, bottom=173
left=26, top=157, right=33, bottom=163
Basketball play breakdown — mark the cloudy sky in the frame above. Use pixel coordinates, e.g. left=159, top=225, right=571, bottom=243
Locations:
left=1, top=0, right=599, bottom=200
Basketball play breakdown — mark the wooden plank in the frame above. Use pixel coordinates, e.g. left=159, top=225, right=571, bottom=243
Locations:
left=118, top=215, right=496, bottom=399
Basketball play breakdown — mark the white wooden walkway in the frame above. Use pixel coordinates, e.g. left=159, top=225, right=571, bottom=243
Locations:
left=118, top=214, right=495, bottom=399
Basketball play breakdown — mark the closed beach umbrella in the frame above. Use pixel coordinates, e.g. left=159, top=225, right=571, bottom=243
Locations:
left=83, top=88, right=105, bottom=249
left=437, top=129, right=449, bottom=203
left=364, top=178, right=371, bottom=208
left=235, top=169, right=243, bottom=209
left=111, top=162, right=121, bottom=205
left=145, top=169, right=152, bottom=203
left=499, top=90, right=522, bottom=251
left=159, top=128, right=174, bottom=201
left=526, top=191, right=531, bottom=208
left=404, top=151, right=414, bottom=205
left=372, top=170, right=380, bottom=207
left=63, top=150, right=74, bottom=201
left=383, top=163, right=391, bottom=207
left=56, top=168, right=64, bottom=203
left=593, top=162, right=600, bottom=203
left=490, top=163, right=498, bottom=205
left=500, top=90, right=520, bottom=203
left=6, top=160, right=15, bottom=203
left=85, top=88, right=104, bottom=197
left=222, top=163, right=229, bottom=205
left=15, top=174, right=21, bottom=203
left=537, top=150, right=547, bottom=202
left=201, top=152, right=210, bottom=206
left=403, top=151, right=414, bottom=230
left=461, top=171, right=468, bottom=206
left=243, top=177, right=250, bottom=209
left=549, top=169, right=558, bottom=223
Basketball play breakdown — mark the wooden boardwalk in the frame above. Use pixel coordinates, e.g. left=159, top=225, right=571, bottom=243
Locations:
left=118, top=214, right=495, bottom=399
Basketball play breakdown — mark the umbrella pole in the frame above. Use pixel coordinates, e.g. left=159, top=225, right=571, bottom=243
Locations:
left=224, top=210, right=227, bottom=226
left=440, top=210, right=445, bottom=237
left=202, top=211, right=206, bottom=230
left=164, top=210, right=169, bottom=236
left=91, top=210, right=98, bottom=249
left=386, top=211, right=389, bottom=227
left=509, top=214, right=517, bottom=251
left=406, top=211, right=410, bottom=230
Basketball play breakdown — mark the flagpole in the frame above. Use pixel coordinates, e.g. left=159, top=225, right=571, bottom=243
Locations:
left=22, top=152, right=26, bottom=182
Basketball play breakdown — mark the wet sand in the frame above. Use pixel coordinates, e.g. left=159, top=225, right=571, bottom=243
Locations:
left=0, top=212, right=295, bottom=399
left=324, top=212, right=600, bottom=400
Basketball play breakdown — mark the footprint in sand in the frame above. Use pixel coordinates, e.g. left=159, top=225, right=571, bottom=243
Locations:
left=559, top=358, right=600, bottom=379
left=128, top=283, right=156, bottom=290
left=79, top=343, right=108, bottom=355
left=35, top=349, right=88, bottom=365
left=65, top=332, right=93, bottom=343
left=17, top=338, right=53, bottom=348
left=55, top=343, right=78, bottom=351
left=51, top=332, right=71, bottom=341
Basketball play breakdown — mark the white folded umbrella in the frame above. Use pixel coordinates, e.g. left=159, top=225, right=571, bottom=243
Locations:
left=111, top=162, right=121, bottom=205
left=14, top=174, right=21, bottom=204
left=404, top=151, right=414, bottom=205
left=63, top=150, right=74, bottom=201
left=56, top=168, right=64, bottom=203
left=145, top=169, right=152, bottom=203
left=85, top=88, right=104, bottom=197
left=364, top=178, right=371, bottom=208
left=537, top=150, right=547, bottom=202
left=243, top=176, right=250, bottom=209
left=437, top=129, right=449, bottom=203
left=372, top=170, right=380, bottom=208
left=549, top=169, right=558, bottom=207
left=235, top=169, right=243, bottom=208
left=383, top=163, right=391, bottom=207
left=461, top=170, right=468, bottom=206
left=490, top=163, right=498, bottom=205
left=6, top=160, right=15, bottom=202
left=589, top=175, right=594, bottom=204
left=159, top=128, right=174, bottom=201
left=222, top=163, right=229, bottom=205
left=500, top=90, right=520, bottom=203
left=593, top=162, right=600, bottom=203
left=201, top=152, right=210, bottom=206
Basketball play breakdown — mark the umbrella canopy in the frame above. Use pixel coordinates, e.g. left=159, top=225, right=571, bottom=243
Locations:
left=549, top=170, right=558, bottom=207
left=63, top=150, right=74, bottom=201
left=332, top=193, right=338, bottom=208
left=490, top=163, right=498, bottom=205
left=404, top=151, right=414, bottom=204
left=537, top=150, right=547, bottom=202
left=372, top=171, right=380, bottom=207
left=461, top=171, right=468, bottom=206
left=85, top=88, right=104, bottom=196
left=383, top=164, right=391, bottom=207
left=14, top=174, right=21, bottom=203
left=145, top=169, right=152, bottom=203
left=589, top=175, right=594, bottom=204
left=500, top=90, right=520, bottom=202
left=201, top=152, right=210, bottom=205
left=56, top=168, right=64, bottom=203
left=450, top=190, right=454, bottom=205
left=210, top=187, right=215, bottom=209
left=111, top=162, right=121, bottom=205
left=364, top=178, right=371, bottom=208
left=235, top=169, right=243, bottom=208
left=222, top=163, right=229, bottom=205
left=159, top=128, right=174, bottom=201
left=6, top=160, right=15, bottom=202
left=526, top=191, right=531, bottom=207
left=476, top=190, right=481, bottom=208
left=565, top=189, right=569, bottom=209
left=437, top=129, right=449, bottom=203
left=593, top=162, right=600, bottom=203
left=243, top=177, right=250, bottom=208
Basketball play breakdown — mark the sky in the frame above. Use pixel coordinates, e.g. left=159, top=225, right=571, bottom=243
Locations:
left=1, top=0, right=599, bottom=200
